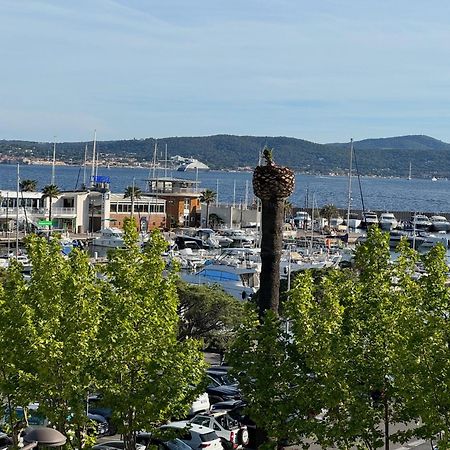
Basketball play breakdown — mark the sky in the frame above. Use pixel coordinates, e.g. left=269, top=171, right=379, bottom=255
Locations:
left=2, top=0, right=450, bottom=143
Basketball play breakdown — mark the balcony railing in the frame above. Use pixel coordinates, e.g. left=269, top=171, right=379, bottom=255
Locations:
left=0, top=207, right=76, bottom=217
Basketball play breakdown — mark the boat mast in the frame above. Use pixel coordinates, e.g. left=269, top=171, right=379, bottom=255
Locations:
left=16, top=164, right=19, bottom=259
left=164, top=144, right=168, bottom=178
left=216, top=179, right=219, bottom=206
left=51, top=137, right=56, bottom=185
left=152, top=141, right=158, bottom=180
left=408, top=161, right=412, bottom=180
left=83, top=144, right=88, bottom=188
left=346, top=138, right=353, bottom=233
left=90, top=130, right=97, bottom=187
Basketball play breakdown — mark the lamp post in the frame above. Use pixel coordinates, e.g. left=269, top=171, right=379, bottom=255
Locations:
left=23, top=427, right=66, bottom=450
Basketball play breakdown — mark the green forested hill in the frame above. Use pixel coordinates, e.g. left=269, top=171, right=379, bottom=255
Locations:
left=1, top=134, right=450, bottom=177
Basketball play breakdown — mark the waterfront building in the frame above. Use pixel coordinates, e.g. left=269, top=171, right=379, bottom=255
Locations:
left=146, top=177, right=201, bottom=227
left=202, top=204, right=261, bottom=229
left=0, top=187, right=166, bottom=234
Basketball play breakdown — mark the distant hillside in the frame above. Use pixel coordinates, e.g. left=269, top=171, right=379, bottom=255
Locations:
left=1, top=134, right=450, bottom=178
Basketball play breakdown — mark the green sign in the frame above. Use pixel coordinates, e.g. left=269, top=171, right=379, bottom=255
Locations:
left=38, top=220, right=54, bottom=226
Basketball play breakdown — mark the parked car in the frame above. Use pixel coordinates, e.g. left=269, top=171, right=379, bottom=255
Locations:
left=2, top=403, right=109, bottom=437
left=0, top=432, right=11, bottom=450
left=210, top=400, right=265, bottom=448
left=206, top=369, right=238, bottom=387
left=93, top=441, right=146, bottom=450
left=188, top=392, right=210, bottom=417
left=160, top=421, right=223, bottom=450
left=136, top=432, right=193, bottom=450
left=206, top=376, right=242, bottom=404
left=190, top=411, right=248, bottom=449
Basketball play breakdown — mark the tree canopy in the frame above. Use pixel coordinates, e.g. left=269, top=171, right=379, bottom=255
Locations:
left=0, top=218, right=206, bottom=450
left=230, top=227, right=450, bottom=450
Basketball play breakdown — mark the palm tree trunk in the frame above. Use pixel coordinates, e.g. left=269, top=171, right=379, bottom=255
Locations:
left=49, top=200, right=52, bottom=237
left=21, top=191, right=29, bottom=234
left=206, top=203, right=210, bottom=228
left=259, top=197, right=284, bottom=318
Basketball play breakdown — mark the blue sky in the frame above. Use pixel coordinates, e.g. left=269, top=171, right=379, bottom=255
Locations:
left=2, top=0, right=450, bottom=143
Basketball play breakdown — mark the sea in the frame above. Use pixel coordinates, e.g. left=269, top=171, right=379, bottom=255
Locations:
left=1, top=163, right=449, bottom=213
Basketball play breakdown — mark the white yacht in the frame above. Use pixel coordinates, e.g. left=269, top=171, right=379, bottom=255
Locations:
left=218, top=229, right=255, bottom=248
left=93, top=228, right=125, bottom=248
left=430, top=215, right=450, bottom=232
left=181, top=263, right=260, bottom=300
left=293, top=211, right=312, bottom=229
left=411, top=214, right=432, bottom=230
left=418, top=234, right=449, bottom=251
left=346, top=213, right=361, bottom=229
left=362, top=211, right=379, bottom=228
left=379, top=212, right=398, bottom=231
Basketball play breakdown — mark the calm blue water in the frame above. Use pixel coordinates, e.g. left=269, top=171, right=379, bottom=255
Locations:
left=2, top=164, right=450, bottom=213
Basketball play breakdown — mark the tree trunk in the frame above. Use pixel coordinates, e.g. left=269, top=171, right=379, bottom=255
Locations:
left=258, top=197, right=284, bottom=318
left=384, top=388, right=389, bottom=450
left=206, top=203, right=210, bottom=228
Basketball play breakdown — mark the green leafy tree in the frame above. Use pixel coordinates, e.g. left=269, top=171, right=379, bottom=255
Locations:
left=176, top=281, right=245, bottom=354
left=319, top=203, right=339, bottom=227
left=42, top=184, right=60, bottom=233
left=0, top=262, right=35, bottom=446
left=395, top=243, right=450, bottom=448
left=97, top=218, right=206, bottom=450
left=0, top=236, right=103, bottom=449
left=200, top=189, right=216, bottom=228
left=230, top=228, right=427, bottom=450
left=208, top=213, right=224, bottom=229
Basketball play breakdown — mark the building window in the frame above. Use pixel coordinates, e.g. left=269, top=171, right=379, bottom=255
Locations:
left=110, top=204, right=117, bottom=213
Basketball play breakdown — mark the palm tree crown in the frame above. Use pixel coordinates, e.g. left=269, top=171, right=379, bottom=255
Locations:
left=200, top=190, right=217, bottom=228
left=124, top=186, right=142, bottom=200
left=20, top=179, right=37, bottom=192
left=42, top=184, right=61, bottom=222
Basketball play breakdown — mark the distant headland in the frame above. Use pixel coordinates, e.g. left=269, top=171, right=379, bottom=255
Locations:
left=1, top=134, right=449, bottom=178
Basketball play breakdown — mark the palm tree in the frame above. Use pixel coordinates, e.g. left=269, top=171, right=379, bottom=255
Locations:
left=200, top=189, right=217, bottom=228
left=42, top=184, right=60, bottom=234
left=124, top=185, right=142, bottom=229
left=19, top=179, right=37, bottom=233
left=320, top=203, right=339, bottom=228
left=20, top=179, right=37, bottom=192
left=253, top=147, right=295, bottom=318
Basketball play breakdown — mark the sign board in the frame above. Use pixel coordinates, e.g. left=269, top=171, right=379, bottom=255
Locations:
left=94, top=175, right=110, bottom=183
left=38, top=220, right=53, bottom=226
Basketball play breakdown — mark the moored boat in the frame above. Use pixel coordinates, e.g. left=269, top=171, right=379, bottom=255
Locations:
left=379, top=212, right=398, bottom=231
left=430, top=215, right=450, bottom=232
left=410, top=214, right=432, bottom=230
left=92, top=228, right=125, bottom=248
left=361, top=211, right=379, bottom=228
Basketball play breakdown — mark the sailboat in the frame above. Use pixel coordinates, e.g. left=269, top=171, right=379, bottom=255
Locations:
left=408, top=162, right=412, bottom=180
left=346, top=139, right=361, bottom=230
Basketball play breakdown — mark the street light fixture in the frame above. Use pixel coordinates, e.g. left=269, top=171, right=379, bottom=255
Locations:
left=23, top=427, right=67, bottom=450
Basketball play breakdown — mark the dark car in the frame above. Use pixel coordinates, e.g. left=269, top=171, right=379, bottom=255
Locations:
left=206, top=369, right=238, bottom=387
left=206, top=375, right=242, bottom=404
left=136, top=432, right=192, bottom=450
left=88, top=394, right=116, bottom=435
left=0, top=432, right=12, bottom=450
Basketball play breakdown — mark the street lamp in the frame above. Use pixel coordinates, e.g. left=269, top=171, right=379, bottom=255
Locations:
left=22, top=427, right=66, bottom=450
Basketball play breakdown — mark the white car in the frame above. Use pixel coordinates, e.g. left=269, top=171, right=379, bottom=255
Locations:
left=160, top=421, right=223, bottom=450
left=190, top=411, right=249, bottom=449
left=188, top=392, right=210, bottom=417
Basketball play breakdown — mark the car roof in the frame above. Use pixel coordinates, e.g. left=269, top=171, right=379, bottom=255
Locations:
left=163, top=422, right=214, bottom=434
